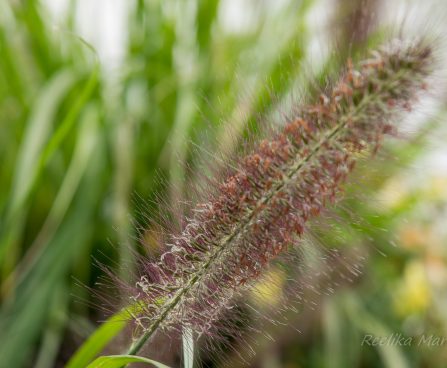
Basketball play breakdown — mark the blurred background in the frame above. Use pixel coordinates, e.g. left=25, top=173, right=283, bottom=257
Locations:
left=0, top=0, right=446, bottom=367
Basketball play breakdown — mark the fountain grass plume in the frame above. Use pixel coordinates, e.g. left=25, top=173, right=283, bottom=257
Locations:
left=122, top=38, right=434, bottom=355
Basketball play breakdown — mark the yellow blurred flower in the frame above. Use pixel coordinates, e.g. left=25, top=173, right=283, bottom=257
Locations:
left=393, top=261, right=431, bottom=317
left=250, top=267, right=286, bottom=308
left=425, top=176, right=447, bottom=201
left=377, top=177, right=409, bottom=210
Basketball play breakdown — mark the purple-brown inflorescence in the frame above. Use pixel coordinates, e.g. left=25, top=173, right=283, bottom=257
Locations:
left=126, top=39, right=433, bottom=352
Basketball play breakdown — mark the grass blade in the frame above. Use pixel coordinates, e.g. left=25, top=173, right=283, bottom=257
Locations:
left=182, top=326, right=194, bottom=368
left=86, top=355, right=171, bottom=368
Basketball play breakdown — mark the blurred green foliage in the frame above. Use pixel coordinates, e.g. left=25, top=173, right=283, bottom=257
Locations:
left=0, top=0, right=446, bottom=367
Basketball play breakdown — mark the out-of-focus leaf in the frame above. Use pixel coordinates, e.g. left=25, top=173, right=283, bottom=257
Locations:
left=0, top=136, right=105, bottom=367
left=40, top=64, right=99, bottom=166
left=7, top=70, right=76, bottom=217
left=0, top=70, right=77, bottom=276
left=343, top=293, right=410, bottom=368
left=34, top=283, right=68, bottom=368
left=66, top=307, right=131, bottom=368
left=13, top=104, right=100, bottom=286
left=86, top=355, right=171, bottom=368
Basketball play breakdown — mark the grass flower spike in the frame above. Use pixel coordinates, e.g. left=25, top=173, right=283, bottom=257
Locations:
left=127, top=39, right=433, bottom=354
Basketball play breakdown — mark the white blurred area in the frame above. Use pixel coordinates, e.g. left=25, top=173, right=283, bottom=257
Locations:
left=44, top=0, right=313, bottom=72
left=45, top=0, right=129, bottom=73
left=44, top=0, right=447, bottom=186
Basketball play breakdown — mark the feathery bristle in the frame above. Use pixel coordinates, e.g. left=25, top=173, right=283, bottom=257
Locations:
left=128, top=39, right=433, bottom=342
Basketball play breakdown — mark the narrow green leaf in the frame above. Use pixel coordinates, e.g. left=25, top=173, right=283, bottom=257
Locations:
left=343, top=294, right=410, bottom=368
left=40, top=63, right=99, bottom=166
left=86, top=355, right=171, bottom=368
left=13, top=104, right=100, bottom=286
left=8, top=70, right=77, bottom=216
left=0, top=152, right=103, bottom=367
left=66, top=308, right=130, bottom=368
left=34, top=283, right=69, bottom=368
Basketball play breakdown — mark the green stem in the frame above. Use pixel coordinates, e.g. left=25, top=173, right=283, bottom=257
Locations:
left=126, top=330, right=152, bottom=356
